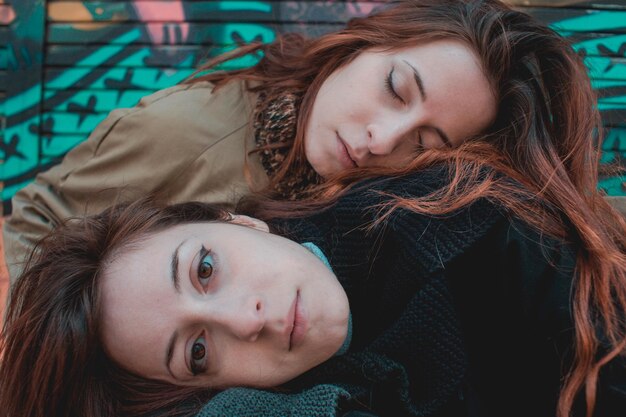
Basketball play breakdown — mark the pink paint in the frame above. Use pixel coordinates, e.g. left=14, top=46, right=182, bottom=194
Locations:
left=345, top=3, right=377, bottom=17
left=132, top=1, right=189, bottom=44
left=324, top=0, right=377, bottom=18
left=0, top=4, right=16, bottom=25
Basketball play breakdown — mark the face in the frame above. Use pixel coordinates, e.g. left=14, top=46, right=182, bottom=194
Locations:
left=100, top=219, right=350, bottom=388
left=304, top=39, right=497, bottom=178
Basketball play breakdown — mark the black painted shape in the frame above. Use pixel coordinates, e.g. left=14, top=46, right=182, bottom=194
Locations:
left=596, top=84, right=626, bottom=98
left=34, top=41, right=140, bottom=129
left=231, top=31, right=263, bottom=46
left=602, top=109, right=626, bottom=127
left=103, top=68, right=145, bottom=101
left=67, top=95, right=97, bottom=126
left=598, top=42, right=626, bottom=72
left=1, top=134, right=26, bottom=161
left=34, top=117, right=54, bottom=136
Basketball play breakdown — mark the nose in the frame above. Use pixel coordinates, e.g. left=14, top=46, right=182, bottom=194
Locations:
left=205, top=295, right=266, bottom=341
left=366, top=116, right=417, bottom=156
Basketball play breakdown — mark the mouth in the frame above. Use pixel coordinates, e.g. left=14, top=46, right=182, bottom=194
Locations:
left=336, top=133, right=358, bottom=169
left=288, top=290, right=307, bottom=350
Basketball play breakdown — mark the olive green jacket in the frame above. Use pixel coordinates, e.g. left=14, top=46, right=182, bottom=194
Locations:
left=3, top=80, right=267, bottom=282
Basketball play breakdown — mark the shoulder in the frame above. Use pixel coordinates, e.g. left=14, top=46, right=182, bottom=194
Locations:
left=49, top=79, right=261, bottom=178
left=98, top=79, right=258, bottom=147
left=449, top=215, right=576, bottom=328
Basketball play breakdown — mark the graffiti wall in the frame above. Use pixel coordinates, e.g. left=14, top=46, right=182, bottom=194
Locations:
left=1, top=0, right=625, bottom=214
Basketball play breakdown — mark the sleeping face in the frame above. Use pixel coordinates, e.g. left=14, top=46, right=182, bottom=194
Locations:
left=99, top=217, right=350, bottom=388
left=304, top=39, right=497, bottom=178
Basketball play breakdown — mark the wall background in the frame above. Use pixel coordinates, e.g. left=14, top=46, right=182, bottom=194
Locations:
left=0, top=0, right=625, bottom=215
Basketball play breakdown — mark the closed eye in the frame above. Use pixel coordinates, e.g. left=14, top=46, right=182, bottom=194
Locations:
left=385, top=67, right=404, bottom=104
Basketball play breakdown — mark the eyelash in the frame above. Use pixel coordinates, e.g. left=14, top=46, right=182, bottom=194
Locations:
left=413, top=135, right=424, bottom=153
left=385, top=67, right=404, bottom=103
left=386, top=67, right=423, bottom=149
left=190, top=334, right=208, bottom=375
left=197, top=246, right=215, bottom=289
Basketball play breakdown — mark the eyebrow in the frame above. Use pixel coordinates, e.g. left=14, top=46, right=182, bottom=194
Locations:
left=402, top=60, right=452, bottom=147
left=170, top=240, right=187, bottom=294
left=165, top=241, right=186, bottom=379
left=165, top=330, right=179, bottom=379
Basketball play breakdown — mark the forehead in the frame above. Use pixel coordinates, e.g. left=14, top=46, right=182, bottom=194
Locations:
left=392, top=39, right=484, bottom=74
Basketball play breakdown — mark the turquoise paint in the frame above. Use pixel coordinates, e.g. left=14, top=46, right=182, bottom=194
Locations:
left=599, top=96, right=626, bottom=105
left=41, top=134, right=88, bottom=158
left=222, top=23, right=276, bottom=44
left=0, top=126, right=40, bottom=180
left=598, top=103, right=626, bottom=111
left=44, top=90, right=152, bottom=112
left=4, top=30, right=140, bottom=115
left=592, top=80, right=626, bottom=89
left=550, top=11, right=626, bottom=32
left=1, top=180, right=35, bottom=201
left=584, top=57, right=626, bottom=81
left=217, top=1, right=272, bottom=13
left=45, top=68, right=192, bottom=91
left=600, top=129, right=625, bottom=163
left=3, top=84, right=40, bottom=117
left=41, top=112, right=107, bottom=135
left=602, top=128, right=626, bottom=150
left=572, top=34, right=626, bottom=57
left=598, top=175, right=626, bottom=195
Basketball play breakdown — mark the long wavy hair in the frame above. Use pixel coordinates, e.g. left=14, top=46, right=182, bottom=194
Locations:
left=191, top=0, right=626, bottom=415
left=215, top=1, right=625, bottom=416
left=1, top=1, right=624, bottom=417
left=0, top=200, right=235, bottom=417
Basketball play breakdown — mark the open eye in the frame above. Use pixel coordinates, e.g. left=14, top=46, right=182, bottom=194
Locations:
left=190, top=335, right=208, bottom=375
left=197, top=246, right=215, bottom=286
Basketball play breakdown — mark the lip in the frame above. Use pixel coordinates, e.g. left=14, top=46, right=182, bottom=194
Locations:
left=289, top=290, right=307, bottom=350
left=335, top=133, right=358, bottom=169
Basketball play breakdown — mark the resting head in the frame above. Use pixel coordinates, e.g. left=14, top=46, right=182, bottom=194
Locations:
left=231, top=0, right=596, bottom=193
left=0, top=200, right=349, bottom=417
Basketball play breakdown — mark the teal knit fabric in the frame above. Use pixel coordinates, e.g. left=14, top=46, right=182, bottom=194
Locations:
left=195, top=384, right=351, bottom=417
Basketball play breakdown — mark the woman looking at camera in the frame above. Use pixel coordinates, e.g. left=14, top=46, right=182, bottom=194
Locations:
left=1, top=161, right=625, bottom=417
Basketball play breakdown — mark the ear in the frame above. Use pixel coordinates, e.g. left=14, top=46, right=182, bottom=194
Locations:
left=228, top=214, right=270, bottom=233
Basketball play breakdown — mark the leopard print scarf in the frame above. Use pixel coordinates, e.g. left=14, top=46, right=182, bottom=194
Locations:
left=252, top=91, right=322, bottom=200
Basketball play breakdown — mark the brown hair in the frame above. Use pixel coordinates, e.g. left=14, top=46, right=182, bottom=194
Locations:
left=0, top=200, right=231, bottom=417
left=192, top=0, right=626, bottom=415
left=189, top=0, right=602, bottom=202
left=2, top=1, right=624, bottom=416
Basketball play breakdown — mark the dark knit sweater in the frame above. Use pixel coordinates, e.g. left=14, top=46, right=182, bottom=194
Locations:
left=196, top=168, right=626, bottom=417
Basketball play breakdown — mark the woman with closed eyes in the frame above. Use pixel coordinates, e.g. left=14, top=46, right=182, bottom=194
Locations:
left=3, top=0, right=603, bottom=286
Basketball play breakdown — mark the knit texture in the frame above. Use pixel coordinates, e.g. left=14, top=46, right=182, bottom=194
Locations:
left=195, top=167, right=503, bottom=417
left=274, top=169, right=501, bottom=416
left=194, top=168, right=626, bottom=417
left=252, top=91, right=322, bottom=200
left=196, top=384, right=352, bottom=417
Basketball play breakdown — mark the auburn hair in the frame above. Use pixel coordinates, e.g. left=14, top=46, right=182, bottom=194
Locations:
left=1, top=1, right=624, bottom=417
left=193, top=0, right=626, bottom=415
left=0, top=200, right=232, bottom=417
